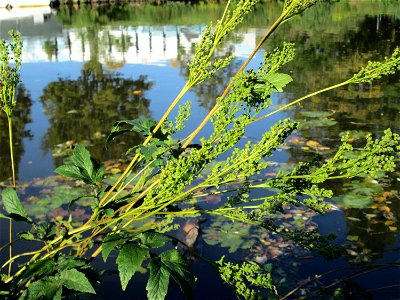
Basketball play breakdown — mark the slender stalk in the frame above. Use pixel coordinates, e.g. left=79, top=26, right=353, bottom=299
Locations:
left=8, top=220, right=12, bottom=277
left=6, top=115, right=16, bottom=277
left=6, top=116, right=15, bottom=187
left=252, top=80, right=350, bottom=123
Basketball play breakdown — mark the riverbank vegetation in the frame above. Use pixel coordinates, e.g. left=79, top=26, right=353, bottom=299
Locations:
left=1, top=0, right=399, bottom=299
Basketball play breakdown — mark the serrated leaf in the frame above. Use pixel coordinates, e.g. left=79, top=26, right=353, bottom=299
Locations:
left=264, top=72, right=293, bottom=92
left=36, top=222, right=56, bottom=240
left=146, top=257, right=170, bottom=300
left=102, top=233, right=131, bottom=262
left=53, top=288, right=62, bottom=300
left=93, top=166, right=105, bottom=183
left=55, top=145, right=103, bottom=185
left=19, top=232, right=35, bottom=241
left=160, top=250, right=192, bottom=277
left=54, top=165, right=85, bottom=180
left=107, top=118, right=170, bottom=146
left=160, top=250, right=194, bottom=299
left=139, top=230, right=169, bottom=248
left=60, top=269, right=95, bottom=294
left=107, top=118, right=157, bottom=144
left=57, top=255, right=87, bottom=271
left=1, top=188, right=30, bottom=222
left=20, top=276, right=60, bottom=300
left=71, top=144, right=94, bottom=179
left=117, top=243, right=149, bottom=290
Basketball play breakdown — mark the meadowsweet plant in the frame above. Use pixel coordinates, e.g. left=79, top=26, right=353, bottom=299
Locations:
left=1, top=1, right=400, bottom=299
left=0, top=30, right=22, bottom=187
left=0, top=30, right=23, bottom=278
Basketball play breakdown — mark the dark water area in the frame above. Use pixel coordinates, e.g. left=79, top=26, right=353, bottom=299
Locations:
left=0, top=1, right=399, bottom=299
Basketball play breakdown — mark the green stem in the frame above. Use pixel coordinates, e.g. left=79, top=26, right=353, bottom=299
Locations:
left=7, top=115, right=15, bottom=278
left=95, top=82, right=192, bottom=211
left=252, top=80, right=350, bottom=123
left=7, top=116, right=16, bottom=186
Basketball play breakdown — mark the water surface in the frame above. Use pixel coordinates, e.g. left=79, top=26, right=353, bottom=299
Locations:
left=0, top=1, right=399, bottom=298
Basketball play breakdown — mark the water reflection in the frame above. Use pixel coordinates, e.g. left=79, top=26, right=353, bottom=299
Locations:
left=40, top=62, right=153, bottom=163
left=0, top=2, right=399, bottom=297
left=273, top=9, right=400, bottom=281
left=0, top=85, right=32, bottom=182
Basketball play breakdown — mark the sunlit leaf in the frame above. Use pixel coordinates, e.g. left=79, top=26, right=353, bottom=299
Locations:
left=1, top=188, right=31, bottom=223
left=146, top=257, right=170, bottom=300
left=19, top=232, right=35, bottom=241
left=59, top=269, right=95, bottom=294
left=102, top=233, right=131, bottom=262
left=71, top=144, right=94, bottom=179
left=107, top=118, right=160, bottom=144
left=139, top=230, right=170, bottom=248
left=264, top=72, right=293, bottom=92
left=21, top=276, right=61, bottom=300
left=160, top=250, right=194, bottom=299
left=117, top=243, right=149, bottom=290
left=55, top=165, right=85, bottom=180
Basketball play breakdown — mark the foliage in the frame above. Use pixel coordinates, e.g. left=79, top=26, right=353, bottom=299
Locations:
left=1, top=0, right=400, bottom=299
left=216, top=256, right=275, bottom=300
left=0, top=30, right=22, bottom=118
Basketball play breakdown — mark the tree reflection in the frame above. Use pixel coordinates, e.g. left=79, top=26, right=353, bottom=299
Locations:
left=279, top=13, right=400, bottom=260
left=40, top=64, right=153, bottom=164
left=0, top=85, right=32, bottom=182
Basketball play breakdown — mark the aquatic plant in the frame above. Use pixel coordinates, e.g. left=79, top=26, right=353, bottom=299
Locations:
left=1, top=0, right=400, bottom=299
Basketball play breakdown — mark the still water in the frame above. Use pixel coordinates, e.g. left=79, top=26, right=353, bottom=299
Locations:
left=0, top=1, right=399, bottom=299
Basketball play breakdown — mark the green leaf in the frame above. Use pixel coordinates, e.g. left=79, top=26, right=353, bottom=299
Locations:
left=1, top=188, right=31, bottom=222
left=146, top=257, right=170, bottom=300
left=20, top=276, right=61, bottom=300
left=145, top=250, right=194, bottom=300
left=107, top=118, right=157, bottom=144
left=55, top=145, right=104, bottom=185
left=160, top=250, right=192, bottom=277
left=0, top=212, right=10, bottom=219
left=139, top=230, right=170, bottom=248
left=53, top=288, right=62, bottom=300
left=56, top=255, right=87, bottom=271
left=102, top=233, right=131, bottom=262
left=21, top=259, right=57, bottom=282
left=93, top=166, right=105, bottom=184
left=54, top=165, right=85, bottom=180
left=117, top=243, right=149, bottom=290
left=19, top=232, right=35, bottom=241
left=264, top=72, right=293, bottom=92
left=36, top=222, right=56, bottom=240
left=71, top=144, right=94, bottom=179
left=59, top=269, right=95, bottom=294
left=160, top=250, right=194, bottom=299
